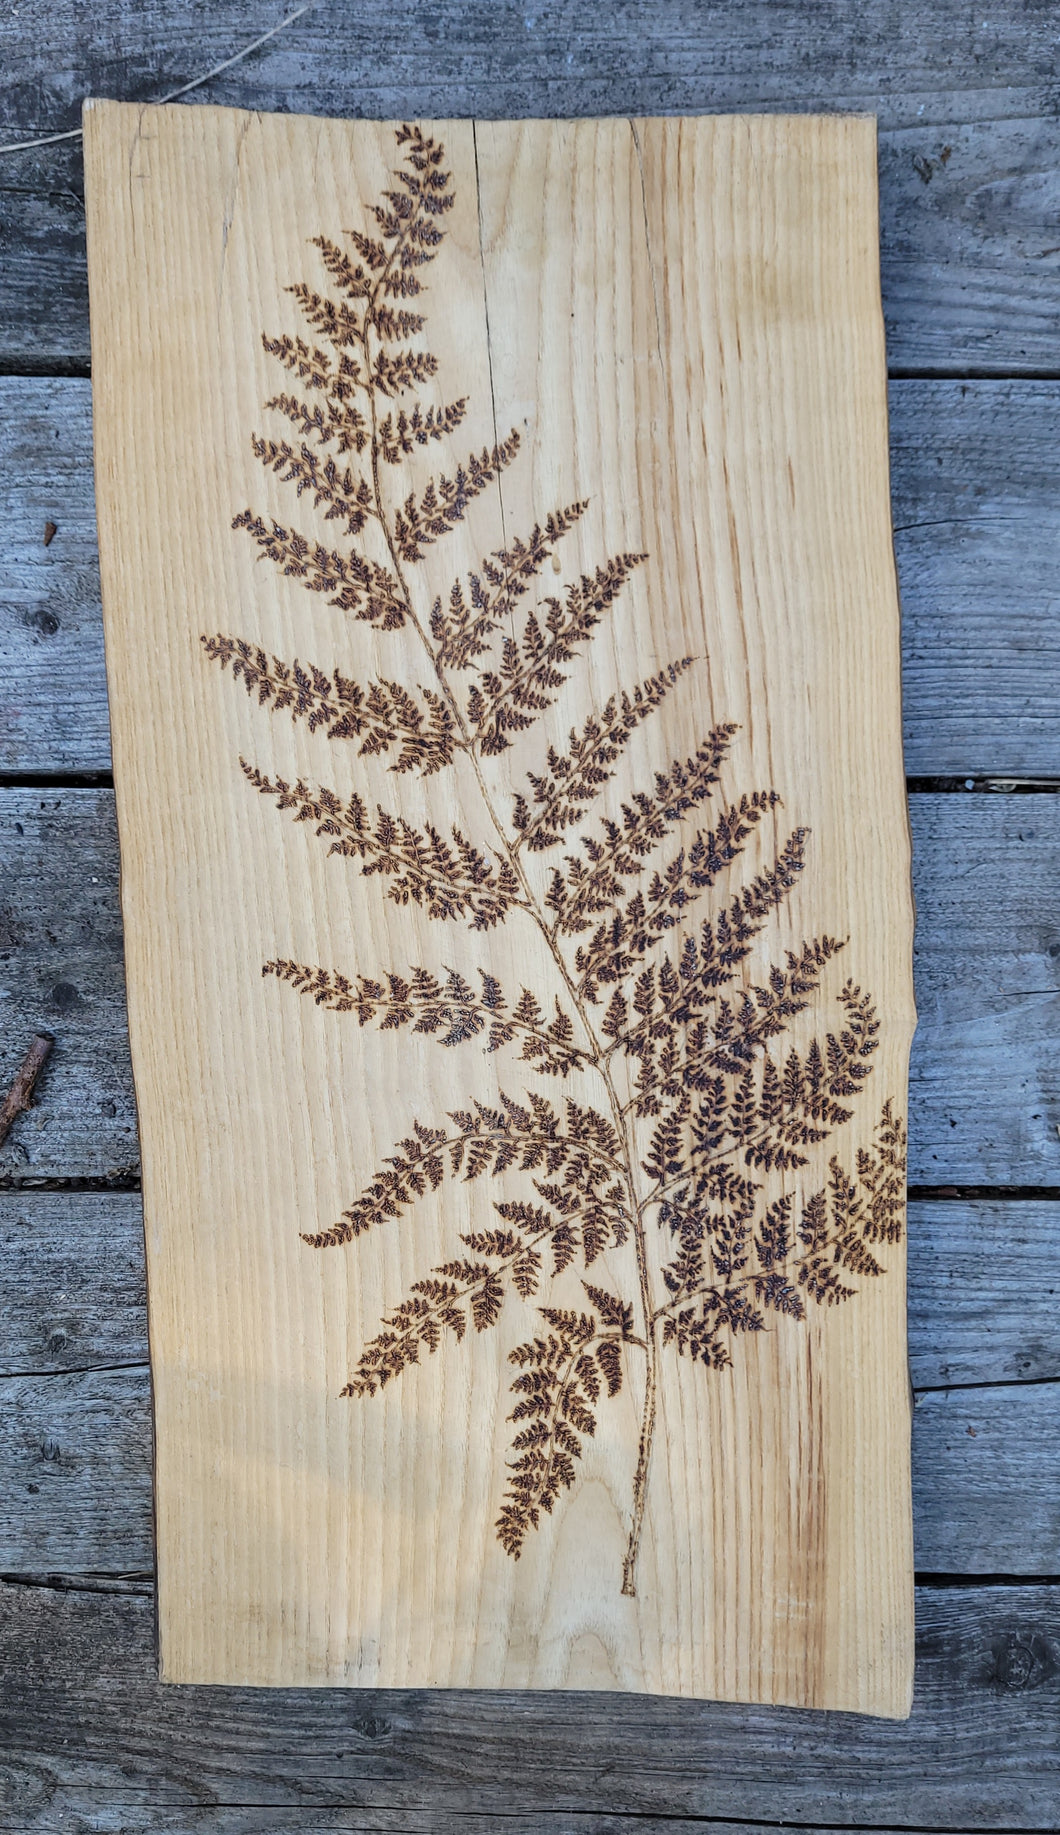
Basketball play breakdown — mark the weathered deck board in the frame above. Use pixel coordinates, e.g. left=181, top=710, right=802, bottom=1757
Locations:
left=0, top=381, right=104, bottom=773
left=890, top=381, right=1060, bottom=778
left=1, top=1192, right=146, bottom=1374
left=908, top=795, right=1060, bottom=1184
left=2, top=790, right=1057, bottom=1186
left=0, top=1813, right=1042, bottom=1835
left=2, top=1356, right=1054, bottom=1578
left=4, top=378, right=1059, bottom=778
left=0, top=1580, right=1056, bottom=1825
left=0, top=789, right=137, bottom=1185
left=0, top=1367, right=152, bottom=1573
left=2, top=3, right=1060, bottom=371
left=4, top=1192, right=1056, bottom=1391
left=906, top=1200, right=1060, bottom=1388
left=0, top=1818, right=1004, bottom=1835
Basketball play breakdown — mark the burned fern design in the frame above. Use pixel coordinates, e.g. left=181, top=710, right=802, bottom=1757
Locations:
left=204, top=124, right=906, bottom=1596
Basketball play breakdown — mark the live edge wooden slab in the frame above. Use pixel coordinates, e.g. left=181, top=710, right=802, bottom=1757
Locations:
left=83, top=101, right=914, bottom=1711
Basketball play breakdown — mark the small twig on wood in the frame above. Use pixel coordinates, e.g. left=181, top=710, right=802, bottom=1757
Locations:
left=0, top=1033, right=55, bottom=1149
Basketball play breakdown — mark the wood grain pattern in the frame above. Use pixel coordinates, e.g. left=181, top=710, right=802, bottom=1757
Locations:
left=7, top=377, right=1060, bottom=780
left=0, top=1581, right=1057, bottom=1828
left=84, top=103, right=914, bottom=1707
left=0, top=1191, right=146, bottom=1375
left=2, top=790, right=1056, bottom=1188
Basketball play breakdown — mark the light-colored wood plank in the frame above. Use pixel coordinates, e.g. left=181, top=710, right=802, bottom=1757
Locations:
left=1, top=790, right=1056, bottom=1187
left=84, top=103, right=914, bottom=1708
left=7, top=377, right=1060, bottom=779
left=0, top=1581, right=1056, bottom=1826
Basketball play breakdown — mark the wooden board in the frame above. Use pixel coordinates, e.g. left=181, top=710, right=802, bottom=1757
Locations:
left=83, top=101, right=915, bottom=1707
left=4, top=1355, right=1056, bottom=1580
left=3, top=788, right=1056, bottom=1189
left=1, top=1581, right=1057, bottom=1828
left=8, top=376, right=1060, bottom=780
left=5, top=1, right=1060, bottom=374
left=6, top=1192, right=1059, bottom=1391
left=3, top=1196, right=1056, bottom=1582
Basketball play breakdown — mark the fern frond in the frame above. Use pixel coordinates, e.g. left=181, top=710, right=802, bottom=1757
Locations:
left=575, top=790, right=781, bottom=1000
left=856, top=1098, right=907, bottom=1243
left=231, top=510, right=406, bottom=627
left=497, top=1302, right=628, bottom=1557
left=497, top=1188, right=630, bottom=1270
left=512, top=659, right=695, bottom=852
left=371, top=346, right=440, bottom=397
left=544, top=726, right=736, bottom=935
left=378, top=399, right=468, bottom=462
left=204, top=639, right=457, bottom=772
left=344, top=1221, right=550, bottom=1396
left=393, top=432, right=521, bottom=561
left=239, top=760, right=522, bottom=928
left=468, top=552, right=647, bottom=754
left=304, top=1092, right=627, bottom=1247
left=261, top=331, right=333, bottom=389
left=604, top=831, right=815, bottom=1067
left=263, top=959, right=591, bottom=1076
left=264, top=389, right=370, bottom=455
left=250, top=435, right=374, bottom=535
left=430, top=502, right=589, bottom=670
left=628, top=934, right=846, bottom=1118
left=287, top=283, right=363, bottom=350
left=309, top=234, right=376, bottom=303
left=641, top=980, right=880, bottom=1197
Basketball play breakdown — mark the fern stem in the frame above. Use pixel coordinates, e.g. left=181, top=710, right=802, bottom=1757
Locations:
left=358, top=304, right=661, bottom=1597
left=621, top=1320, right=658, bottom=1596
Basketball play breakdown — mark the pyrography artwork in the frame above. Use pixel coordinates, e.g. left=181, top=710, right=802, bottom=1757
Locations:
left=85, top=103, right=915, bottom=1708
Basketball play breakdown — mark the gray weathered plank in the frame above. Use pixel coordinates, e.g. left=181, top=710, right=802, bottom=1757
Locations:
left=0, top=1580, right=1056, bottom=1824
left=0, top=1192, right=146, bottom=1374
left=0, top=1819, right=1022, bottom=1835
left=1, top=1353, right=1055, bottom=1577
left=0, top=790, right=137, bottom=1184
left=2, top=790, right=1058, bottom=1185
left=908, top=795, right=1060, bottom=1185
left=2, top=3, right=1060, bottom=371
left=907, top=1200, right=1060, bottom=1389
left=4, top=378, right=1060, bottom=778
left=4, top=1191, right=1056, bottom=1390
left=889, top=381, right=1060, bottom=777
left=912, top=1384, right=1060, bottom=1574
left=0, top=1367, right=151, bottom=1574
left=0, top=381, right=104, bottom=773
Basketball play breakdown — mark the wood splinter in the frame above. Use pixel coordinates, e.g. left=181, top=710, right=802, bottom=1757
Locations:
left=0, top=1032, right=55, bottom=1148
